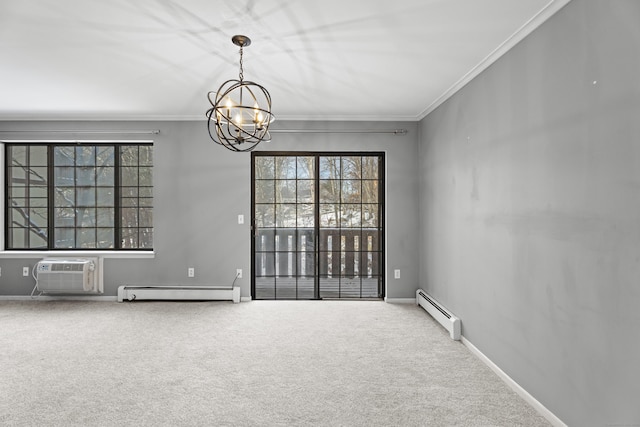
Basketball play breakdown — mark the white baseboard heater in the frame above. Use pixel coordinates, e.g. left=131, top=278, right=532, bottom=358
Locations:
left=117, top=285, right=240, bottom=303
left=416, top=289, right=461, bottom=340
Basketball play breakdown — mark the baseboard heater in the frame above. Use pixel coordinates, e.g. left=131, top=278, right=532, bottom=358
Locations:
left=416, top=289, right=461, bottom=340
left=117, top=285, right=240, bottom=303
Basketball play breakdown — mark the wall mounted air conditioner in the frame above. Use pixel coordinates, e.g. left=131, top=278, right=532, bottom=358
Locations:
left=36, top=258, right=103, bottom=294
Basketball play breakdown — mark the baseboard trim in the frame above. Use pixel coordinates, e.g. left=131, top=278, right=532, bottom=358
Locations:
left=384, top=297, right=415, bottom=304
left=0, top=295, right=117, bottom=302
left=461, top=336, right=567, bottom=427
left=241, top=296, right=252, bottom=302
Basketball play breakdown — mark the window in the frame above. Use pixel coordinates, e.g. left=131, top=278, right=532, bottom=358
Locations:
left=4, top=143, right=153, bottom=250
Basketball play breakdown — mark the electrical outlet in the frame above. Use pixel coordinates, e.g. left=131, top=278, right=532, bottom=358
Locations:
left=236, top=269, right=243, bottom=279
left=238, top=214, right=244, bottom=225
left=188, top=267, right=195, bottom=278
left=394, top=269, right=401, bottom=279
left=23, top=266, right=30, bottom=277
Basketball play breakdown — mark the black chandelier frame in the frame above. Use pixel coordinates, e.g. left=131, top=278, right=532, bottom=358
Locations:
left=206, top=35, right=274, bottom=152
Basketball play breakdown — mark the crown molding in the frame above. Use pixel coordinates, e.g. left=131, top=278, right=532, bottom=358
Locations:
left=417, top=0, right=573, bottom=121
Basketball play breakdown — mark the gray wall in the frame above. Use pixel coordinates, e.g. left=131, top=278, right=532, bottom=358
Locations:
left=0, top=120, right=419, bottom=300
left=418, top=1, right=640, bottom=425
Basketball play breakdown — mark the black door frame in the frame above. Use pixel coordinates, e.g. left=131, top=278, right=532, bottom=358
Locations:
left=251, top=151, right=385, bottom=300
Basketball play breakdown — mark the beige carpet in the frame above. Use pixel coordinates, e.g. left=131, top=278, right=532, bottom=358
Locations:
left=0, top=300, right=550, bottom=426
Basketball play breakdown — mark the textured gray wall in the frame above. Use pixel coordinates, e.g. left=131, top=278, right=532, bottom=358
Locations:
left=0, top=120, right=419, bottom=300
left=418, top=1, right=640, bottom=425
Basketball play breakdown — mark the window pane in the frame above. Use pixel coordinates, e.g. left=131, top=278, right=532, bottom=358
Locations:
left=55, top=167, right=75, bottom=186
left=319, top=180, right=340, bottom=202
left=139, top=208, right=153, bottom=227
left=55, top=208, right=75, bottom=227
left=256, top=229, right=275, bottom=252
left=29, top=197, right=47, bottom=208
left=362, top=180, right=378, bottom=203
left=275, top=204, right=296, bottom=228
left=30, top=208, right=48, bottom=228
left=139, top=228, right=153, bottom=249
left=10, top=198, right=27, bottom=207
left=97, top=146, right=115, bottom=167
left=297, top=204, right=314, bottom=227
left=139, top=167, right=152, bottom=186
left=297, top=157, right=314, bottom=179
left=30, top=167, right=47, bottom=184
left=362, top=204, right=379, bottom=227
left=76, top=188, right=96, bottom=207
left=275, top=229, right=296, bottom=251
left=255, top=180, right=275, bottom=203
left=121, top=208, right=138, bottom=227
left=77, top=208, right=97, bottom=227
left=55, top=188, right=75, bottom=207
left=121, top=228, right=138, bottom=248
left=340, top=204, right=361, bottom=228
left=320, top=204, right=339, bottom=227
left=319, top=157, right=340, bottom=179
left=255, top=204, right=275, bottom=228
left=342, top=156, right=360, bottom=179
left=11, top=186, right=26, bottom=198
left=10, top=146, right=27, bottom=165
left=97, top=167, right=114, bottom=186
left=9, top=228, right=27, bottom=248
left=139, top=198, right=153, bottom=207
left=297, top=180, right=315, bottom=203
left=97, top=208, right=115, bottom=227
left=275, top=157, right=296, bottom=179
left=30, top=185, right=47, bottom=198
left=76, top=146, right=96, bottom=166
left=97, top=188, right=114, bottom=206
left=97, top=228, right=115, bottom=248
left=138, top=146, right=153, bottom=166
left=10, top=208, right=28, bottom=227
left=341, top=180, right=361, bottom=203
left=29, top=146, right=48, bottom=166
left=77, top=228, right=97, bottom=248
left=121, top=146, right=139, bottom=166
left=275, top=180, right=296, bottom=203
left=54, top=228, right=75, bottom=248
left=54, top=146, right=74, bottom=166
left=10, top=167, right=26, bottom=181
left=77, top=167, right=96, bottom=186
left=255, top=156, right=274, bottom=179
left=121, top=167, right=138, bottom=186
left=122, top=197, right=138, bottom=207
left=362, top=157, right=379, bottom=179
left=139, top=187, right=153, bottom=198
left=30, top=232, right=48, bottom=249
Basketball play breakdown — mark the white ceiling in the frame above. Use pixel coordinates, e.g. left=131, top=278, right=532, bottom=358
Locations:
left=0, top=0, right=569, bottom=122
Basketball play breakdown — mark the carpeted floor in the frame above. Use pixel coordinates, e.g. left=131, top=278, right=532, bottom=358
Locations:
left=0, top=300, right=551, bottom=426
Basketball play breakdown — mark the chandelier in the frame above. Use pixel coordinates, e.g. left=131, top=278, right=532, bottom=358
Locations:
left=206, top=35, right=274, bottom=152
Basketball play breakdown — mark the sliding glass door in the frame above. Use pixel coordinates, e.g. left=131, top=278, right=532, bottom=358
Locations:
left=252, top=153, right=384, bottom=300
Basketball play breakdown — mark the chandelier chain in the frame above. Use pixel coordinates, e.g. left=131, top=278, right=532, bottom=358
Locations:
left=239, top=46, right=244, bottom=81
